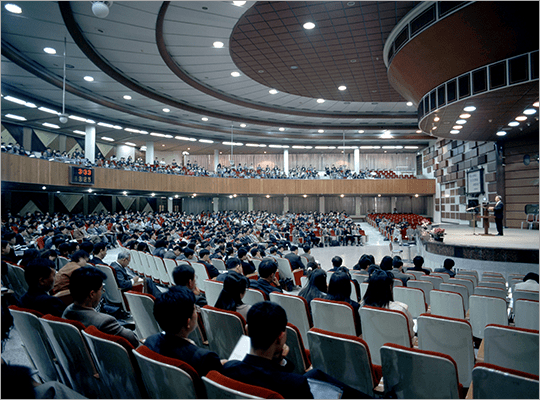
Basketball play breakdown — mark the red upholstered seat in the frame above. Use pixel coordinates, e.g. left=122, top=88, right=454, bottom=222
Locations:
left=8, top=305, right=44, bottom=318
left=203, top=370, right=284, bottom=399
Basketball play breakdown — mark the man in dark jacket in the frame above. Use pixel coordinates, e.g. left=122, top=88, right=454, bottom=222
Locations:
left=250, top=259, right=282, bottom=298
left=21, top=258, right=66, bottom=317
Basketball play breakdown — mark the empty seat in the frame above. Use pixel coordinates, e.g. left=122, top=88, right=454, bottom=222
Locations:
left=269, top=292, right=313, bottom=350
left=419, top=274, right=443, bottom=290
left=95, top=264, right=128, bottom=312
left=204, top=279, right=224, bottom=307
left=407, top=270, right=426, bottom=280
left=474, top=286, right=506, bottom=301
left=448, top=278, right=474, bottom=299
left=380, top=343, right=462, bottom=399
left=478, top=280, right=506, bottom=291
left=469, top=295, right=508, bottom=338
left=472, top=363, right=539, bottom=399
left=484, top=324, right=539, bottom=375
left=392, top=287, right=427, bottom=319
left=513, top=289, right=539, bottom=302
left=162, top=258, right=178, bottom=285
left=211, top=258, right=226, bottom=272
left=200, top=305, right=246, bottom=359
left=417, top=314, right=475, bottom=387
left=440, top=282, right=470, bottom=312
left=455, top=272, right=478, bottom=287
left=202, top=370, right=283, bottom=399
left=242, top=288, right=267, bottom=305
left=514, top=299, right=539, bottom=330
left=430, top=290, right=466, bottom=319
left=408, top=279, right=434, bottom=305
left=191, top=262, right=210, bottom=293
left=360, top=306, right=413, bottom=365
left=311, top=298, right=360, bottom=337
left=431, top=273, right=450, bottom=283
left=124, top=290, right=161, bottom=339
left=285, top=323, right=311, bottom=375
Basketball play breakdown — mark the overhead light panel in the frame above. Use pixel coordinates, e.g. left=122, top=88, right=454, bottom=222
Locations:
left=231, top=71, right=241, bottom=77
left=358, top=130, right=365, bottom=133
left=222, top=141, right=243, bottom=146
left=43, top=47, right=56, bottom=54
left=496, top=131, right=507, bottom=136
left=125, top=128, right=148, bottom=134
left=175, top=136, right=197, bottom=141
left=508, top=121, right=519, bottom=127
left=315, top=146, right=336, bottom=149
left=233, top=1, right=246, bottom=6
left=42, top=123, right=60, bottom=129
left=406, top=102, right=413, bottom=106
left=515, top=116, right=527, bottom=121
left=73, top=130, right=86, bottom=135
left=459, top=113, right=471, bottom=119
left=269, top=144, right=289, bottom=148
left=318, top=129, right=324, bottom=133
left=101, top=137, right=114, bottom=142
left=124, top=142, right=136, bottom=146
left=269, top=89, right=278, bottom=94
left=5, top=114, right=27, bottom=121
left=463, top=106, right=476, bottom=112
left=523, top=108, right=536, bottom=115
left=213, top=41, right=224, bottom=48
left=38, top=106, right=59, bottom=115
left=83, top=76, right=94, bottom=82
left=292, top=145, right=313, bottom=149
left=279, top=128, right=285, bottom=131
left=123, top=95, right=132, bottom=100
left=5, top=3, right=22, bottom=14
left=162, top=108, right=170, bottom=113
left=317, top=99, right=325, bottom=103
left=450, top=130, right=460, bottom=134
left=338, top=85, right=347, bottom=91
left=456, top=119, right=467, bottom=124
left=199, top=139, right=214, bottom=143
left=303, top=22, right=315, bottom=30
left=404, top=146, right=418, bottom=149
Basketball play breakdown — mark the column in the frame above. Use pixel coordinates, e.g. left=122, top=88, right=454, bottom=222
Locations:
left=85, top=124, right=96, bottom=163
left=213, top=197, right=219, bottom=213
left=355, top=197, right=362, bottom=216
left=284, top=149, right=289, bottom=176
left=167, top=197, right=173, bottom=213
left=145, top=141, right=154, bottom=164
left=319, top=196, right=325, bottom=213
left=248, top=197, right=254, bottom=212
left=48, top=192, right=55, bottom=215
left=283, top=196, right=289, bottom=214
left=354, top=148, right=360, bottom=173
left=83, top=194, right=89, bottom=215
left=111, top=195, right=116, bottom=213
left=22, top=127, right=32, bottom=151
left=58, top=135, right=67, bottom=153
left=214, top=149, right=219, bottom=172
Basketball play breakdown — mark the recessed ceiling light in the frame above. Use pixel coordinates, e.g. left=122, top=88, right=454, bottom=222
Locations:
left=38, top=106, right=59, bottom=115
left=83, top=76, right=94, bottom=82
left=456, top=119, right=467, bottom=124
left=123, top=95, right=132, bottom=100
left=279, top=128, right=285, bottom=131
left=463, top=106, right=476, bottom=112
left=459, top=113, right=471, bottom=119
left=73, top=130, right=86, bottom=135
left=533, top=101, right=539, bottom=107
left=406, top=102, right=413, bottom=106
left=515, top=116, right=527, bottom=121
left=452, top=125, right=463, bottom=130
left=202, top=117, right=208, bottom=121
left=269, top=89, right=278, bottom=94
left=317, top=98, right=325, bottom=103
left=233, top=1, right=246, bottom=6
left=43, top=47, right=56, bottom=54
left=508, top=121, right=519, bottom=127
left=101, top=137, right=114, bottom=142
left=349, top=59, right=357, bottom=63
left=213, top=41, right=224, bottom=48
left=124, top=142, right=136, bottom=146
left=434, top=116, right=440, bottom=122
left=240, top=123, right=246, bottom=128
left=378, top=194, right=381, bottom=197
left=231, top=71, right=241, bottom=77
left=290, top=66, right=298, bottom=70
left=358, top=130, right=364, bottom=133
left=318, top=129, right=324, bottom=133
left=199, top=139, right=214, bottom=143
left=523, top=108, right=537, bottom=115
left=496, top=131, right=507, bottom=136
left=42, top=186, right=47, bottom=190
left=42, top=122, right=60, bottom=129
left=303, top=22, right=315, bottom=30
left=5, top=4, right=22, bottom=14
left=163, top=108, right=170, bottom=113
left=5, top=114, right=27, bottom=121
left=151, top=193, right=155, bottom=197
left=266, top=195, right=270, bottom=198
left=450, top=130, right=460, bottom=134
left=416, top=130, right=422, bottom=133
left=338, top=85, right=347, bottom=91
left=432, top=126, right=437, bottom=130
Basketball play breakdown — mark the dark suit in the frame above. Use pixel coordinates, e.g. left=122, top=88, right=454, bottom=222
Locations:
left=90, top=256, right=106, bottom=266
left=62, top=303, right=139, bottom=347
left=391, top=268, right=411, bottom=286
left=433, top=267, right=456, bottom=278
left=21, top=288, right=66, bottom=317
left=111, top=261, right=135, bottom=290
left=145, top=332, right=222, bottom=377
left=240, top=259, right=256, bottom=275
left=493, top=200, right=504, bottom=235
left=250, top=278, right=282, bottom=298
left=200, top=260, right=220, bottom=279
left=285, top=253, right=305, bottom=271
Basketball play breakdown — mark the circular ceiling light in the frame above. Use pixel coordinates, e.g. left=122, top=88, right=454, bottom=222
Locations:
left=459, top=113, right=471, bottom=119
left=43, top=47, right=56, bottom=54
left=5, top=4, right=22, bottom=13
left=201, top=117, right=208, bottom=121
left=318, top=129, right=324, bottom=133
left=233, top=1, right=246, bottom=6
left=338, top=85, right=347, bottom=91
left=450, top=130, right=460, bottom=134
left=496, top=131, right=507, bottom=136
left=456, top=119, right=467, bottom=124
left=523, top=108, right=537, bottom=115
left=317, top=98, right=325, bottom=103
left=416, top=130, right=422, bottom=133
left=433, top=116, right=440, bottom=122
left=240, top=123, right=246, bottom=128
left=508, top=121, right=519, bottom=127
left=279, top=128, right=285, bottom=131
left=303, top=22, right=315, bottom=30
left=463, top=106, right=476, bottom=112
left=406, top=102, right=413, bottom=106
left=83, top=76, right=94, bottom=82
left=290, top=65, right=298, bottom=70
left=358, top=130, right=364, bottom=133
left=162, top=108, right=170, bottom=113
left=123, top=95, right=132, bottom=100
left=515, top=116, right=527, bottom=121
left=213, top=41, right=224, bottom=48
left=452, top=125, right=463, bottom=130
left=533, top=101, right=539, bottom=107
left=258, top=70, right=264, bottom=73
left=269, top=89, right=278, bottom=94
left=231, top=71, right=241, bottom=77
left=91, top=1, right=111, bottom=18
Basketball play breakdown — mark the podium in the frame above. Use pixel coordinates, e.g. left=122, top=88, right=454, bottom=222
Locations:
left=477, top=205, right=495, bottom=235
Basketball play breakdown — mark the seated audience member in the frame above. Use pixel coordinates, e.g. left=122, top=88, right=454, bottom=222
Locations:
left=352, top=254, right=372, bottom=274
left=163, top=245, right=182, bottom=260
left=215, top=257, right=243, bottom=282
left=514, top=272, right=539, bottom=291
left=361, top=269, right=414, bottom=341
left=62, top=266, right=139, bottom=348
left=21, top=258, right=66, bottom=317
left=222, top=302, right=369, bottom=399
left=267, top=247, right=279, bottom=261
left=434, top=258, right=456, bottom=278
left=328, top=256, right=343, bottom=272
left=237, top=247, right=257, bottom=277
left=298, top=269, right=327, bottom=313
left=144, top=287, right=223, bottom=377
left=197, top=249, right=220, bottom=279
left=305, top=261, right=321, bottom=275
left=172, top=263, right=207, bottom=306
left=53, top=250, right=90, bottom=294
left=284, top=245, right=305, bottom=271
left=90, top=242, right=107, bottom=266
left=390, top=256, right=410, bottom=286
left=407, top=255, right=431, bottom=275
left=250, top=259, right=282, bottom=298
left=302, top=245, right=315, bottom=264
left=215, top=271, right=251, bottom=320
left=111, top=250, right=144, bottom=290
left=326, top=272, right=360, bottom=325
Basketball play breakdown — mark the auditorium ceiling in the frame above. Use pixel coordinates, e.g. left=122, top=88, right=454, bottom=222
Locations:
left=1, top=1, right=538, bottom=156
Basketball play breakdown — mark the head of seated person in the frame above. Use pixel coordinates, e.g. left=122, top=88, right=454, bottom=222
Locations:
left=154, top=287, right=197, bottom=337
left=215, top=271, right=249, bottom=313
left=522, top=272, right=539, bottom=283
left=226, top=258, right=243, bottom=274
left=330, top=256, right=343, bottom=271
left=326, top=272, right=352, bottom=303
left=380, top=256, right=393, bottom=271
left=69, top=266, right=107, bottom=306
left=246, top=301, right=288, bottom=362
left=363, top=269, right=395, bottom=308
left=257, top=259, right=278, bottom=283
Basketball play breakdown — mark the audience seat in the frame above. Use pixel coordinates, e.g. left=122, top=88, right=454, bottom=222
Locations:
left=133, top=345, right=203, bottom=398
left=455, top=273, right=478, bottom=287
left=243, top=288, right=267, bottom=305
left=430, top=290, right=466, bottom=319
left=407, top=270, right=426, bottom=280
left=360, top=306, right=413, bottom=365
left=477, top=280, right=506, bottom=291
left=285, top=323, right=311, bottom=375
left=472, top=363, right=538, bottom=399
left=448, top=278, right=474, bottom=297
left=439, top=283, right=470, bottom=312
left=162, top=257, right=178, bottom=284
left=200, top=305, right=246, bottom=359
left=473, top=286, right=506, bottom=301
left=276, top=257, right=303, bottom=286
left=408, top=279, right=434, bottom=305
left=151, top=254, right=171, bottom=286
left=82, top=326, right=146, bottom=398
left=269, top=292, right=313, bottom=349
left=513, top=289, right=539, bottom=302
left=202, top=370, right=283, bottom=399
left=514, top=299, right=539, bottom=330
left=419, top=274, right=443, bottom=290
left=307, top=328, right=382, bottom=397
left=417, top=314, right=475, bottom=387
left=191, top=262, right=210, bottom=292
left=392, top=286, right=427, bottom=319
left=380, top=343, right=463, bottom=399
left=483, top=324, right=539, bottom=375
left=211, top=258, right=226, bottom=272
left=124, top=290, right=160, bottom=339
left=95, top=264, right=128, bottom=313
left=204, top=279, right=223, bottom=307
left=5, top=263, right=28, bottom=298
left=469, top=295, right=508, bottom=339
left=431, top=273, right=451, bottom=283
left=311, top=298, right=360, bottom=337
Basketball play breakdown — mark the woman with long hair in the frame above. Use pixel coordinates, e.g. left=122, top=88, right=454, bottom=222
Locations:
left=298, top=268, right=327, bottom=313
left=214, top=271, right=250, bottom=320
left=326, top=271, right=359, bottom=314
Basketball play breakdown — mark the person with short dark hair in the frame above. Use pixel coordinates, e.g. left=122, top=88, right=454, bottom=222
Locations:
left=172, top=263, right=207, bottom=307
left=515, top=272, right=539, bottom=291
left=237, top=247, right=256, bottom=277
left=21, top=258, right=66, bottom=317
left=144, top=287, right=223, bottom=377
left=434, top=258, right=456, bottom=278
left=197, top=248, right=220, bottom=279
left=90, top=242, right=107, bottom=266
left=62, top=266, right=139, bottom=347
left=326, top=272, right=360, bottom=331
left=328, top=255, right=343, bottom=272
left=250, top=259, right=282, bottom=298
left=352, top=254, right=372, bottom=273
left=390, top=256, right=411, bottom=286
left=302, top=245, right=315, bottom=264
left=78, top=241, right=94, bottom=256
left=53, top=250, right=90, bottom=294
left=215, top=271, right=251, bottom=320
left=215, top=257, right=243, bottom=282
left=407, top=255, right=430, bottom=275
left=284, top=245, right=305, bottom=272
